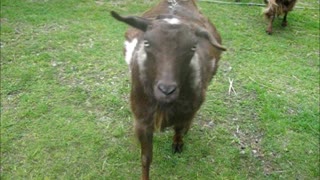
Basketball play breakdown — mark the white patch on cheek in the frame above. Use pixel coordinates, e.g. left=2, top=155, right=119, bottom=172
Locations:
left=135, top=42, right=147, bottom=81
left=211, top=58, right=216, bottom=70
left=163, top=18, right=180, bottom=24
left=125, top=38, right=138, bottom=65
left=190, top=53, right=201, bottom=89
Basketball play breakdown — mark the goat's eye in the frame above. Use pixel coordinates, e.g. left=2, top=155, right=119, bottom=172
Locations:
left=191, top=45, right=197, bottom=51
left=144, top=40, right=150, bottom=47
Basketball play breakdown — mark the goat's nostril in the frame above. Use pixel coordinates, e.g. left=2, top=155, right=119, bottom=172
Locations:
left=158, top=84, right=177, bottom=96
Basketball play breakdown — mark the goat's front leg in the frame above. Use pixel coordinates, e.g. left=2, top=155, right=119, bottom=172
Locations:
left=172, top=127, right=184, bottom=153
left=172, top=119, right=193, bottom=153
left=282, top=12, right=288, bottom=27
left=136, top=123, right=153, bottom=180
left=266, top=15, right=275, bottom=35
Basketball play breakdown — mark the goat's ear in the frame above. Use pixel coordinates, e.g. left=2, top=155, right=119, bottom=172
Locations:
left=111, top=11, right=151, bottom=32
left=195, top=28, right=226, bottom=51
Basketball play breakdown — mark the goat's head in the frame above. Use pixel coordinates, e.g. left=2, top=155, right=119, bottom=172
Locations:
left=111, top=11, right=226, bottom=103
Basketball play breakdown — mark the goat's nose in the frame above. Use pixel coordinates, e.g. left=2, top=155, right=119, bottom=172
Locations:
left=158, top=83, right=177, bottom=96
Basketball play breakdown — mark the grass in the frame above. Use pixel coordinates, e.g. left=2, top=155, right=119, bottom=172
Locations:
left=1, top=0, right=319, bottom=179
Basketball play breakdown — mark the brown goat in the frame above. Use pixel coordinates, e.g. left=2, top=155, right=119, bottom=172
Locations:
left=264, top=0, right=297, bottom=34
left=111, top=0, right=225, bottom=179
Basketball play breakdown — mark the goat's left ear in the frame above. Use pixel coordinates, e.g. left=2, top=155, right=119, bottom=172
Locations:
left=195, top=28, right=226, bottom=51
left=111, top=11, right=151, bottom=32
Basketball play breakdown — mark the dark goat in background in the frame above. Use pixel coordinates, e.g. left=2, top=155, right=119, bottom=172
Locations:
left=264, top=0, right=297, bottom=34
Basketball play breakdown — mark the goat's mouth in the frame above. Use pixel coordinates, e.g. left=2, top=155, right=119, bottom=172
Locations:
left=155, top=95, right=178, bottom=104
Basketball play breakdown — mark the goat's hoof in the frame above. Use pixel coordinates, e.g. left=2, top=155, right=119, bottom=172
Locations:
left=281, top=22, right=287, bottom=27
left=172, top=143, right=184, bottom=154
left=266, top=30, right=272, bottom=35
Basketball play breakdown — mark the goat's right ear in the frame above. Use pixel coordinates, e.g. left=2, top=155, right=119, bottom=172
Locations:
left=110, top=11, right=151, bottom=32
left=195, top=28, right=226, bottom=51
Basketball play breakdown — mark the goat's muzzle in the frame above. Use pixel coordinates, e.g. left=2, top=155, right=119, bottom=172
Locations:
left=154, top=81, right=179, bottom=103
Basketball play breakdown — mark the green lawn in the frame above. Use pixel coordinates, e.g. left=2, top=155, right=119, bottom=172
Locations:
left=1, top=0, right=319, bottom=179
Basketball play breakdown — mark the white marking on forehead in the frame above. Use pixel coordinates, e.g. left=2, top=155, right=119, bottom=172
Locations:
left=190, top=53, right=201, bottom=89
left=168, top=0, right=178, bottom=9
left=125, top=38, right=138, bottom=65
left=163, top=18, right=181, bottom=24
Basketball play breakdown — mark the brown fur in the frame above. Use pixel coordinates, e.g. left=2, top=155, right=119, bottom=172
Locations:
left=264, top=0, right=297, bottom=34
left=111, top=1, right=225, bottom=179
